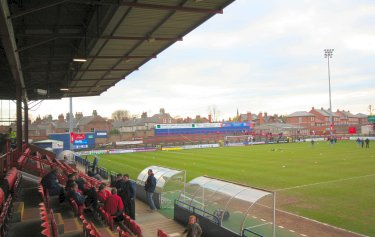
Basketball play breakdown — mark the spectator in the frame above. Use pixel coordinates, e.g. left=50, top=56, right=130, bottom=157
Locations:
left=365, top=138, right=370, bottom=148
left=98, top=183, right=111, bottom=203
left=68, top=182, right=85, bottom=206
left=92, top=156, right=99, bottom=172
left=144, top=169, right=157, bottom=212
left=104, top=188, right=124, bottom=222
left=112, top=173, right=124, bottom=191
left=65, top=172, right=78, bottom=191
left=41, top=168, right=65, bottom=203
left=120, top=174, right=136, bottom=219
left=182, top=215, right=202, bottom=237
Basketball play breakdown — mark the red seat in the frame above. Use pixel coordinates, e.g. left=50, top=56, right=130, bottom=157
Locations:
left=0, top=188, right=4, bottom=207
left=69, top=198, right=83, bottom=217
left=157, top=229, right=169, bottom=237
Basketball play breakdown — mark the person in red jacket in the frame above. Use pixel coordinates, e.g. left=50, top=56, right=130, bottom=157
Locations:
left=98, top=183, right=111, bottom=203
left=104, top=188, right=124, bottom=222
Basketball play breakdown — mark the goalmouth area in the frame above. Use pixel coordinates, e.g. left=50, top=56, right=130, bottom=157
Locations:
left=84, top=140, right=375, bottom=237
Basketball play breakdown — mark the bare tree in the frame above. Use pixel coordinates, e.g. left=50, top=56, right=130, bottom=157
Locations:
left=111, top=110, right=131, bottom=121
left=208, top=105, right=220, bottom=122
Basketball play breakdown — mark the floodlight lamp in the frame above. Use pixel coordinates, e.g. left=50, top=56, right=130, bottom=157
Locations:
left=73, top=58, right=87, bottom=62
left=35, top=89, right=47, bottom=96
left=60, top=88, right=69, bottom=91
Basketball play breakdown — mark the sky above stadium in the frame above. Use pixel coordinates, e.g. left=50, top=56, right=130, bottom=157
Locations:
left=4, top=0, right=375, bottom=120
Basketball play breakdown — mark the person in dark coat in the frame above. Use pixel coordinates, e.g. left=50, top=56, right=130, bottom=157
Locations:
left=68, top=182, right=85, bottom=206
left=144, top=169, right=157, bottom=211
left=182, top=215, right=202, bottom=237
left=92, top=156, right=98, bottom=172
left=365, top=138, right=370, bottom=148
left=119, top=174, right=136, bottom=219
left=41, top=168, right=65, bottom=203
left=112, top=173, right=125, bottom=191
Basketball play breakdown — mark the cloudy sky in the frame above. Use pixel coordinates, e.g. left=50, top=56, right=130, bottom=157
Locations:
left=3, top=0, right=375, bottom=121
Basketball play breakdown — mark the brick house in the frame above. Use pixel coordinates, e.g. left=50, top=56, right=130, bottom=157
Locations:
left=334, top=110, right=359, bottom=125
left=309, top=107, right=339, bottom=126
left=286, top=111, right=315, bottom=128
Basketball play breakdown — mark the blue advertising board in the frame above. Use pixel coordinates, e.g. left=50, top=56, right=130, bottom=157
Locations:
left=95, top=130, right=108, bottom=138
left=49, top=132, right=96, bottom=150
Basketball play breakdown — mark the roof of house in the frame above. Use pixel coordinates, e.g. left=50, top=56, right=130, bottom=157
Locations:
left=287, top=111, right=314, bottom=117
left=255, top=123, right=305, bottom=130
left=356, top=113, right=368, bottom=118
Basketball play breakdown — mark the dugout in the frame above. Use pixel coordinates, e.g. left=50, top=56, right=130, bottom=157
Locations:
left=136, top=166, right=186, bottom=209
left=174, top=176, right=275, bottom=237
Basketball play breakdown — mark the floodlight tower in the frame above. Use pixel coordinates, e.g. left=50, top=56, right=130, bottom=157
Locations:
left=324, top=49, right=334, bottom=133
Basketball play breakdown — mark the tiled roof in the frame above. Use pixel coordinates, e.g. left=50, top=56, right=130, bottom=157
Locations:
left=287, top=111, right=314, bottom=117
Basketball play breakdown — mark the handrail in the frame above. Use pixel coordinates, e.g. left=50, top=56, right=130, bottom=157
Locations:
left=242, top=228, right=264, bottom=237
left=174, top=199, right=220, bottom=225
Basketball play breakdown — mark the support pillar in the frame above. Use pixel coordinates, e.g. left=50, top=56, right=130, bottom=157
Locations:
left=16, top=85, right=22, bottom=152
left=24, top=101, right=28, bottom=146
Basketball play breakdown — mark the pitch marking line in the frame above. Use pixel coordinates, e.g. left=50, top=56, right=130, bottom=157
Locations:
left=276, top=173, right=375, bottom=191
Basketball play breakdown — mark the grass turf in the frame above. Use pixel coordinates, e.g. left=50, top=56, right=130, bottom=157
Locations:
left=85, top=141, right=375, bottom=236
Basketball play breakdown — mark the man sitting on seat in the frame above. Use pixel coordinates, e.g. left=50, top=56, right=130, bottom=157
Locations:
left=41, top=168, right=65, bottom=203
left=68, top=182, right=86, bottom=206
left=104, top=188, right=124, bottom=222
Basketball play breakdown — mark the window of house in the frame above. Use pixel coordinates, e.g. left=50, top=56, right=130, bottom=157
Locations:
left=163, top=118, right=166, bottom=123
left=90, top=128, right=94, bottom=132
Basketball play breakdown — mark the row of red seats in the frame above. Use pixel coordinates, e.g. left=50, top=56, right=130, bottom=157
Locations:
left=97, top=208, right=142, bottom=237
left=69, top=198, right=83, bottom=217
left=17, top=148, right=31, bottom=170
left=80, top=215, right=102, bottom=237
left=38, top=185, right=59, bottom=237
left=0, top=167, right=21, bottom=237
left=3, top=167, right=21, bottom=198
left=0, top=191, right=13, bottom=237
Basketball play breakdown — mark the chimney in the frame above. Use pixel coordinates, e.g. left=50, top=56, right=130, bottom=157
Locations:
left=247, top=112, right=252, bottom=121
left=258, top=112, right=264, bottom=125
left=160, top=108, right=165, bottom=115
left=141, top=112, right=147, bottom=119
left=264, top=112, right=268, bottom=118
left=208, top=114, right=212, bottom=123
left=321, top=107, right=324, bottom=110
left=312, top=107, right=314, bottom=110
left=75, top=112, right=83, bottom=120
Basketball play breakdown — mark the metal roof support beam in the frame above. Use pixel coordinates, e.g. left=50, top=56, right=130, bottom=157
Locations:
left=16, top=37, right=59, bottom=52
left=71, top=0, right=223, bottom=14
left=16, top=35, right=180, bottom=52
left=0, top=0, right=28, bottom=101
left=8, top=0, right=70, bottom=19
left=119, top=1, right=223, bottom=14
left=78, top=68, right=137, bottom=72
left=26, top=55, right=155, bottom=61
left=73, top=78, right=119, bottom=81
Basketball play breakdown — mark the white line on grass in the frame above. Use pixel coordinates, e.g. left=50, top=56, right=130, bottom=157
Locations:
left=276, top=173, right=375, bottom=191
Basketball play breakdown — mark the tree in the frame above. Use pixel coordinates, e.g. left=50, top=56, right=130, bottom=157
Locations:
left=208, top=105, right=220, bottom=122
left=111, top=110, right=131, bottom=121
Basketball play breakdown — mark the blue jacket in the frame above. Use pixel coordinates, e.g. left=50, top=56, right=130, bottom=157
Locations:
left=41, top=170, right=59, bottom=190
left=144, top=175, right=156, bottom=193
left=68, top=190, right=86, bottom=205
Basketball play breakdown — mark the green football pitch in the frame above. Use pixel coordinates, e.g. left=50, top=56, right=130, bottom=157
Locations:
left=86, top=141, right=375, bottom=236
